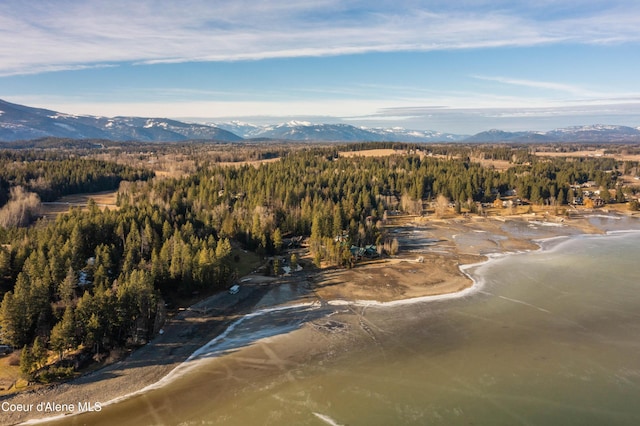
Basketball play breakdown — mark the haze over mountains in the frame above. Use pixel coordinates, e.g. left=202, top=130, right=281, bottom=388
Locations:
left=1, top=98, right=640, bottom=143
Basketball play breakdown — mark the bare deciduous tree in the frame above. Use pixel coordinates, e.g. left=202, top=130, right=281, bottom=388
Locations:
left=401, top=193, right=422, bottom=215
left=435, top=194, right=449, bottom=218
left=0, top=186, right=41, bottom=228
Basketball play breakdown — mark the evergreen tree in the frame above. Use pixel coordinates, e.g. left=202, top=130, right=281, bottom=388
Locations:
left=85, top=313, right=104, bottom=354
left=272, top=228, right=283, bottom=253
left=50, top=306, right=76, bottom=360
left=0, top=246, right=9, bottom=278
left=0, top=287, right=30, bottom=348
left=215, top=238, right=232, bottom=261
left=310, top=214, right=322, bottom=258
left=31, top=336, right=47, bottom=371
left=57, top=267, right=77, bottom=306
left=19, top=345, right=35, bottom=381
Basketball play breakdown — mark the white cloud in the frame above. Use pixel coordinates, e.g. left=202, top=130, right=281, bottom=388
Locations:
left=26, top=98, right=392, bottom=120
left=471, top=75, right=600, bottom=97
left=1, top=0, right=640, bottom=76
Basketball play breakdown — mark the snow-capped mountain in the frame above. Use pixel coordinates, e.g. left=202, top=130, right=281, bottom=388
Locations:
left=214, top=121, right=466, bottom=142
left=256, top=122, right=384, bottom=141
left=0, top=99, right=242, bottom=142
left=545, top=125, right=640, bottom=142
left=464, top=129, right=550, bottom=143
left=464, top=125, right=640, bottom=143
left=1, top=99, right=639, bottom=143
left=362, top=126, right=466, bottom=142
left=210, top=121, right=266, bottom=139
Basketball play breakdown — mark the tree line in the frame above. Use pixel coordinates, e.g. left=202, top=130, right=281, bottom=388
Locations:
left=0, top=151, right=154, bottom=206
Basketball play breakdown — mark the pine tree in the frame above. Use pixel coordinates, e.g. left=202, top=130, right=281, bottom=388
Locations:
left=31, top=336, right=47, bottom=371
left=0, top=277, right=31, bottom=348
left=57, top=267, right=77, bottom=306
left=0, top=246, right=9, bottom=278
left=116, top=269, right=156, bottom=343
left=86, top=313, right=103, bottom=354
left=19, top=345, right=35, bottom=381
left=310, top=214, right=322, bottom=258
left=215, top=238, right=232, bottom=261
left=272, top=228, right=283, bottom=253
left=70, top=224, right=84, bottom=270
left=50, top=306, right=76, bottom=360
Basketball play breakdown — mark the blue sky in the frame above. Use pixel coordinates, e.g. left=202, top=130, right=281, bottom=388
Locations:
left=1, top=0, right=640, bottom=134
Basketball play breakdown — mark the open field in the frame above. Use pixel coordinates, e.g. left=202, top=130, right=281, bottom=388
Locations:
left=534, top=149, right=640, bottom=162
left=339, top=148, right=405, bottom=157
left=214, top=157, right=281, bottom=168
left=338, top=149, right=514, bottom=172
left=143, top=156, right=281, bottom=178
left=469, top=156, right=513, bottom=171
left=39, top=190, right=119, bottom=221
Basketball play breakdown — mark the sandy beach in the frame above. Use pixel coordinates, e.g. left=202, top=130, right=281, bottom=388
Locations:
left=1, top=212, right=637, bottom=425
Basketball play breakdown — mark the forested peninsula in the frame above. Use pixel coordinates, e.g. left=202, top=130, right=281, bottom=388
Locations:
left=1, top=140, right=639, bottom=390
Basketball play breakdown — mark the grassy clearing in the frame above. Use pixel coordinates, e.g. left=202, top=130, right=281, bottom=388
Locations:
left=535, top=149, right=640, bottom=162
left=231, top=247, right=263, bottom=277
left=469, top=156, right=513, bottom=171
left=339, top=149, right=404, bottom=158
left=0, top=353, right=24, bottom=396
left=39, top=190, right=119, bottom=222
left=215, top=158, right=281, bottom=168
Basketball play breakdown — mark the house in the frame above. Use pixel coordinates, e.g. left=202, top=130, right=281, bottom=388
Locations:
left=349, top=245, right=379, bottom=260
left=286, top=236, right=304, bottom=248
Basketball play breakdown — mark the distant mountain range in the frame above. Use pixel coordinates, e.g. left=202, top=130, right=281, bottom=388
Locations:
left=465, top=125, right=640, bottom=143
left=207, top=121, right=640, bottom=143
left=212, top=120, right=465, bottom=142
left=1, top=98, right=639, bottom=143
left=0, top=99, right=241, bottom=142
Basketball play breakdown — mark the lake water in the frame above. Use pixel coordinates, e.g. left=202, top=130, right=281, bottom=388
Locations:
left=48, top=231, right=640, bottom=426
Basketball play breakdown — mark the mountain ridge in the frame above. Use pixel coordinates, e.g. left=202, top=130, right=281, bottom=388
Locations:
left=0, top=99, right=242, bottom=142
left=212, top=120, right=466, bottom=142
left=1, top=99, right=639, bottom=143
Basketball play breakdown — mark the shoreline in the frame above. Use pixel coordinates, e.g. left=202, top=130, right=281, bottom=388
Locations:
left=3, top=213, right=640, bottom=425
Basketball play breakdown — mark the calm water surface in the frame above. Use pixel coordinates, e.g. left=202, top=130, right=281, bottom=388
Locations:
left=55, top=232, right=640, bottom=426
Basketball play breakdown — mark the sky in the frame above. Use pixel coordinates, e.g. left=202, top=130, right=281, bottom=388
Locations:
left=1, top=0, right=640, bottom=134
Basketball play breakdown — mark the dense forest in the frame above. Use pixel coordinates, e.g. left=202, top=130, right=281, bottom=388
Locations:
left=0, top=141, right=639, bottom=383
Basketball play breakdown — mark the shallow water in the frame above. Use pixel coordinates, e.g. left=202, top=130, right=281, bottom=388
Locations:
left=49, top=232, right=640, bottom=425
